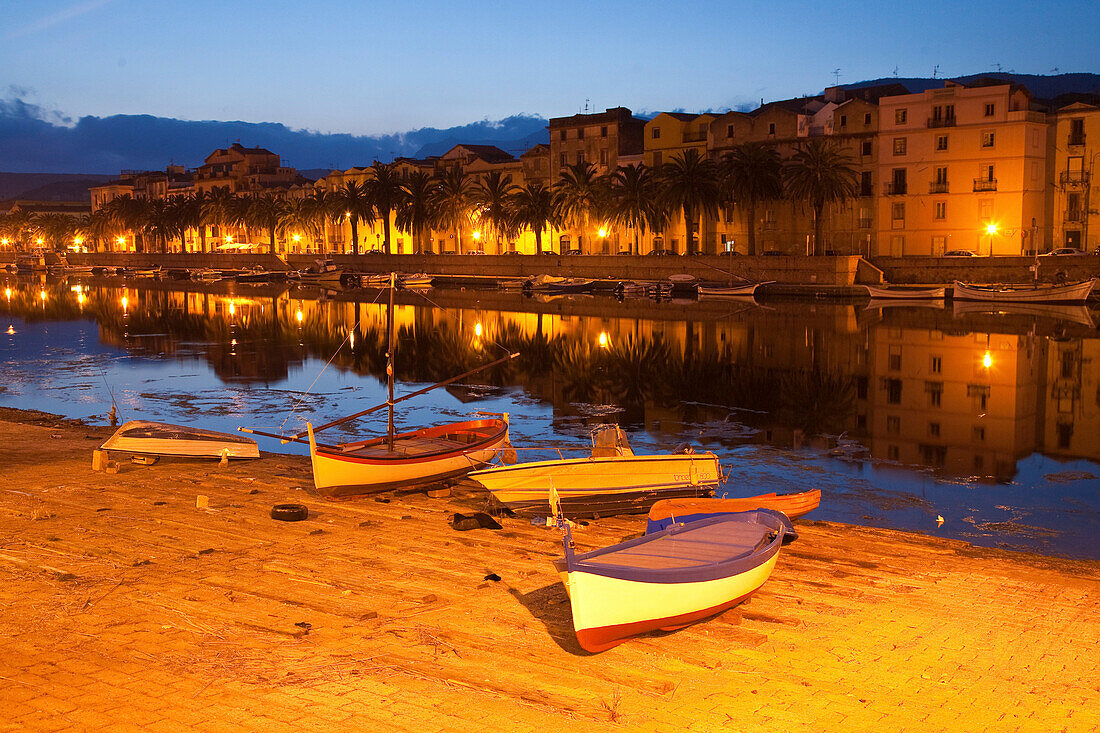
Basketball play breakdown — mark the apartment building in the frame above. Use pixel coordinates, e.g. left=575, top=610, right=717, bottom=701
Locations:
left=876, top=81, right=1049, bottom=257
left=549, top=107, right=645, bottom=176
left=1050, top=99, right=1100, bottom=251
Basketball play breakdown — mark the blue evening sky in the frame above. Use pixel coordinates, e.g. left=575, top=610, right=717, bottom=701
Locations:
left=2, top=0, right=1097, bottom=134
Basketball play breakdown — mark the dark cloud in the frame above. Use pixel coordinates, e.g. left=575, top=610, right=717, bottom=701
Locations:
left=0, top=97, right=550, bottom=174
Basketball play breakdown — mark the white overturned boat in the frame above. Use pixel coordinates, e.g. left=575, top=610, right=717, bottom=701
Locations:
left=468, top=425, right=719, bottom=517
left=554, top=509, right=794, bottom=652
left=100, top=420, right=259, bottom=459
left=952, top=279, right=1096, bottom=304
left=865, top=284, right=945, bottom=300
left=697, top=281, right=772, bottom=299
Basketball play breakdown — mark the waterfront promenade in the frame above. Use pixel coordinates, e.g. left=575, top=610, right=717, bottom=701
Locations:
left=1, top=409, right=1097, bottom=731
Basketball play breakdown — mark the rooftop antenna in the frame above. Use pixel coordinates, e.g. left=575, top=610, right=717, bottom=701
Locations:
left=892, top=65, right=899, bottom=78
left=832, top=68, right=841, bottom=85
left=933, top=64, right=939, bottom=79
left=993, top=63, right=1004, bottom=73
left=584, top=98, right=590, bottom=114
left=1050, top=67, right=1059, bottom=73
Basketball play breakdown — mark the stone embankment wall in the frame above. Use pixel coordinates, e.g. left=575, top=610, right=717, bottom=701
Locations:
left=4, top=251, right=1098, bottom=286
left=870, top=255, right=1100, bottom=284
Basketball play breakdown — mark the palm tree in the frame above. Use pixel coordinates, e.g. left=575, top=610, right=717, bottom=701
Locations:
left=553, top=162, right=605, bottom=253
left=431, top=166, right=474, bottom=253
left=2, top=210, right=38, bottom=249
left=143, top=198, right=181, bottom=253
left=184, top=191, right=210, bottom=252
left=658, top=148, right=720, bottom=254
left=34, top=213, right=77, bottom=250
left=244, top=193, right=290, bottom=254
left=471, top=170, right=518, bottom=253
left=366, top=162, right=405, bottom=254
left=200, top=188, right=238, bottom=250
left=86, top=209, right=115, bottom=252
left=279, top=197, right=319, bottom=252
left=720, top=142, right=784, bottom=255
left=103, top=195, right=148, bottom=251
left=396, top=170, right=435, bottom=253
left=783, top=139, right=859, bottom=256
left=507, top=181, right=555, bottom=255
left=303, top=188, right=336, bottom=253
left=331, top=180, right=374, bottom=254
left=607, top=164, right=665, bottom=255
left=164, top=195, right=193, bottom=251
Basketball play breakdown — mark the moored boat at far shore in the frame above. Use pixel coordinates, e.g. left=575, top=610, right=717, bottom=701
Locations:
left=952, top=279, right=1096, bottom=304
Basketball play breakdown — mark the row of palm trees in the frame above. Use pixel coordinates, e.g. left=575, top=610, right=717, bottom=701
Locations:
left=1, top=140, right=859, bottom=256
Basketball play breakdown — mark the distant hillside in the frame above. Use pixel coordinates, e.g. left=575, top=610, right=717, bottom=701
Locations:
left=0, top=172, right=113, bottom=201
left=843, top=72, right=1100, bottom=100
left=0, top=96, right=550, bottom=174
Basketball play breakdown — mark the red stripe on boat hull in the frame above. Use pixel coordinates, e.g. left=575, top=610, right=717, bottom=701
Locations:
left=574, top=590, right=758, bottom=653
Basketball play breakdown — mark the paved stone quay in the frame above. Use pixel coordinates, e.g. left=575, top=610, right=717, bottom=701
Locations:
left=1, top=411, right=1097, bottom=731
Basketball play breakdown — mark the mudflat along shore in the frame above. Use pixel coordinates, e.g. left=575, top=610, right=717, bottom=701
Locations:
left=0, top=408, right=1097, bottom=731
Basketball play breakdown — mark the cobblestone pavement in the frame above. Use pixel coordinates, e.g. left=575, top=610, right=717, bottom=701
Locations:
left=0, top=416, right=1097, bottom=731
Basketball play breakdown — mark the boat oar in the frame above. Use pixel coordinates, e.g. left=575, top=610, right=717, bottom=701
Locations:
left=280, top=351, right=521, bottom=442
left=237, top=427, right=340, bottom=451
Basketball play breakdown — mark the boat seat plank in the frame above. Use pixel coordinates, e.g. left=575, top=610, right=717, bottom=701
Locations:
left=583, top=523, right=770, bottom=570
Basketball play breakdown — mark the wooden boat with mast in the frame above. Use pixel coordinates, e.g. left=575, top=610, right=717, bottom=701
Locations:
left=242, top=274, right=514, bottom=497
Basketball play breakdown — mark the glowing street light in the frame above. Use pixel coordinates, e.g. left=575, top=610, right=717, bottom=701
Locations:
left=472, top=231, right=481, bottom=241
left=598, top=227, right=608, bottom=239
left=225, top=235, right=234, bottom=245
left=985, top=223, right=998, bottom=256
left=983, top=351, right=992, bottom=369
left=117, top=236, right=126, bottom=247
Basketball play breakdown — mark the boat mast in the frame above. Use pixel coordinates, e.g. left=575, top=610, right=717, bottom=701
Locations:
left=387, top=272, right=396, bottom=449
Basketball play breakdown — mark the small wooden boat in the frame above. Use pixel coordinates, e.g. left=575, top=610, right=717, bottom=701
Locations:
left=100, top=420, right=259, bottom=459
left=190, top=268, right=224, bottom=282
left=864, top=284, right=945, bottom=300
left=468, top=425, right=719, bottom=517
left=697, top=281, right=772, bottom=299
left=646, top=489, right=821, bottom=533
left=524, top=274, right=594, bottom=294
left=306, top=417, right=510, bottom=497
left=952, top=279, right=1097, bottom=304
left=554, top=509, right=794, bottom=652
left=243, top=273, right=520, bottom=498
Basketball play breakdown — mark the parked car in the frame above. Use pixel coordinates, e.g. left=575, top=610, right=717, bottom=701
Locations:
left=647, top=248, right=678, bottom=256
left=719, top=250, right=742, bottom=256
left=616, top=249, right=633, bottom=255
left=1093, top=245, right=1100, bottom=255
left=944, top=249, right=978, bottom=257
left=1040, top=247, right=1084, bottom=256
left=465, top=249, right=485, bottom=255
left=503, top=250, right=523, bottom=255
left=685, top=249, right=707, bottom=256
left=761, top=250, right=785, bottom=256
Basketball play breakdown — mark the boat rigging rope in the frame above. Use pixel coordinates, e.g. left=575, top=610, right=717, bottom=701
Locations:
left=278, top=285, right=388, bottom=430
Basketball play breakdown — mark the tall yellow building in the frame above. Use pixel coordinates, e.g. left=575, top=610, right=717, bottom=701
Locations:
left=875, top=81, right=1049, bottom=256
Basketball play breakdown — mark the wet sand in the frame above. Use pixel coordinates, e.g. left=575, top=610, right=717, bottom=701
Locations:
left=0, top=409, right=1097, bottom=731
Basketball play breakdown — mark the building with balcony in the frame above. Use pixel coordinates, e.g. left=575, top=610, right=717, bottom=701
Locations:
left=1050, top=98, right=1100, bottom=251
left=875, top=80, right=1050, bottom=257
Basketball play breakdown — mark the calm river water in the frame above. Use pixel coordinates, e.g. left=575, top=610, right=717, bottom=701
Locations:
left=2, top=274, right=1098, bottom=560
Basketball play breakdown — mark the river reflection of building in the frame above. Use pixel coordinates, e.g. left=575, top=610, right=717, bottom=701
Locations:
left=10, top=278, right=1099, bottom=478
left=866, top=320, right=1100, bottom=480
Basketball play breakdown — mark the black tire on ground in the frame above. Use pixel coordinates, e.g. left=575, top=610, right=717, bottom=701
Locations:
left=271, top=503, right=309, bottom=521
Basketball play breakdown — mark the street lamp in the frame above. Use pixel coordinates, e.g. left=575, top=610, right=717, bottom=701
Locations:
left=985, top=223, right=998, bottom=256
